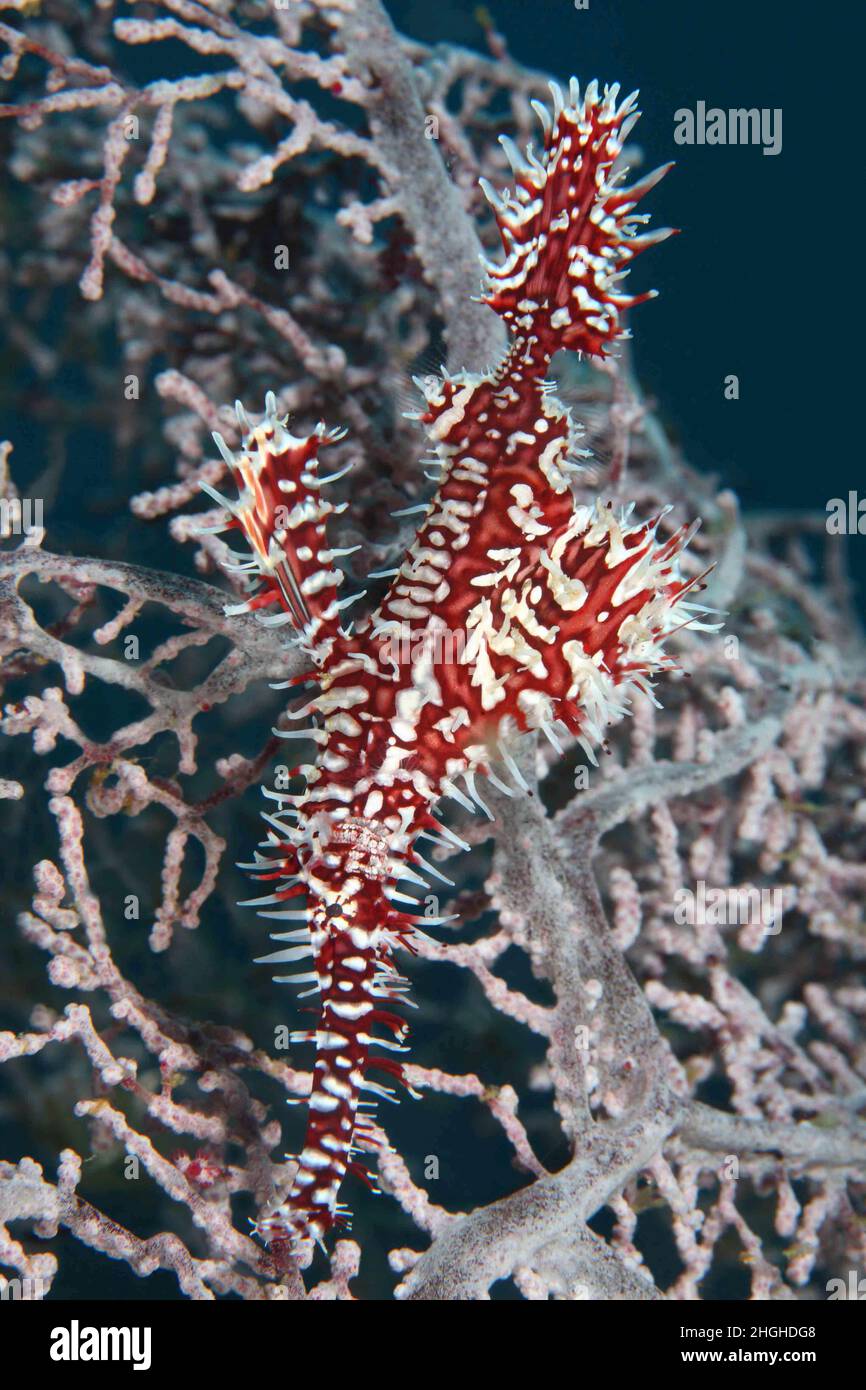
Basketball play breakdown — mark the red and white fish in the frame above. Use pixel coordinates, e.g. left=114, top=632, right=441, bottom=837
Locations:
left=204, top=78, right=713, bottom=1265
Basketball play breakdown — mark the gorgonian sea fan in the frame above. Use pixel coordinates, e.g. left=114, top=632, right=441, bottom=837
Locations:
left=203, top=78, right=716, bottom=1265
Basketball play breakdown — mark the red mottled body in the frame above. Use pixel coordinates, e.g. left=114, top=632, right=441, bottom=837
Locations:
left=206, top=79, right=713, bottom=1264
